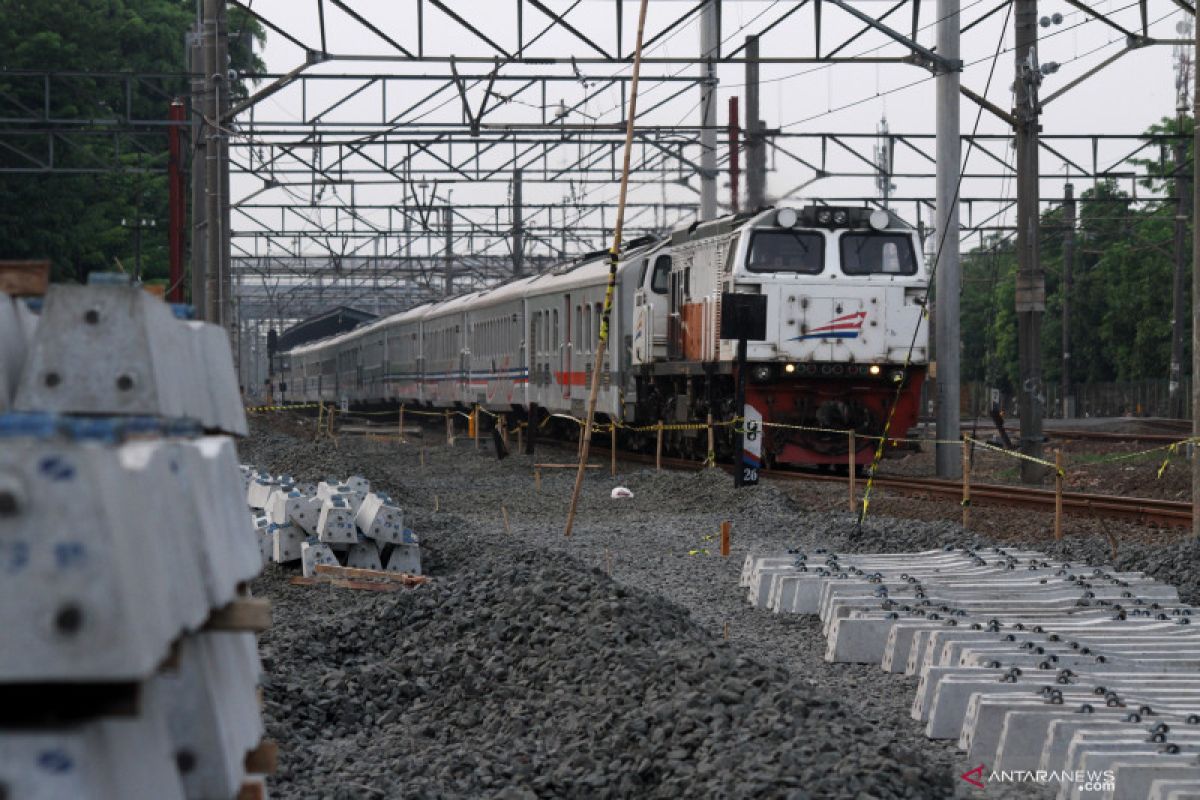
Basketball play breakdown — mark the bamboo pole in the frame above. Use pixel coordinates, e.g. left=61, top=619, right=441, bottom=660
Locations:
left=1054, top=448, right=1064, bottom=541
left=848, top=430, right=856, bottom=513
left=563, top=0, right=649, bottom=537
left=445, top=411, right=453, bottom=446
left=656, top=420, right=664, bottom=471
left=473, top=404, right=480, bottom=449
left=316, top=402, right=324, bottom=439
left=706, top=412, right=715, bottom=467
left=720, top=520, right=731, bottom=557
left=398, top=404, right=406, bottom=444
left=961, top=435, right=971, bottom=528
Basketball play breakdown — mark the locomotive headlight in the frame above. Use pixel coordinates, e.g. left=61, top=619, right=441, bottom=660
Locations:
left=869, top=365, right=881, bottom=376
left=751, top=365, right=773, bottom=382
left=784, top=363, right=796, bottom=373
left=817, top=209, right=833, bottom=225
left=889, top=369, right=905, bottom=384
left=776, top=208, right=799, bottom=228
left=832, top=209, right=849, bottom=225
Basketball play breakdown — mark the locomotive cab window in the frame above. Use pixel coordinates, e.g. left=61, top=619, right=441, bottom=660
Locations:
left=840, top=233, right=918, bottom=276
left=746, top=230, right=824, bottom=274
left=650, top=255, right=670, bottom=294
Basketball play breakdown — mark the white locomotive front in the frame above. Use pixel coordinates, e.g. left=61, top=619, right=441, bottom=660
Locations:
left=628, top=205, right=929, bottom=468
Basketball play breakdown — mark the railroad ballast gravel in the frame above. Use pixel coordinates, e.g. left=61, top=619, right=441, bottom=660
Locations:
left=256, top=556, right=944, bottom=799
left=241, top=419, right=1193, bottom=798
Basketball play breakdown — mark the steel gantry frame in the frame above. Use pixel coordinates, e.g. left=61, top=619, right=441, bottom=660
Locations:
left=3, top=1, right=1197, bottom=454
left=199, top=0, right=967, bottom=333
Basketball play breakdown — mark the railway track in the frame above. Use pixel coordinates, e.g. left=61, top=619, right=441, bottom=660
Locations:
left=918, top=420, right=1190, bottom=445
left=332, top=411, right=1194, bottom=530
left=586, top=446, right=1193, bottom=530
left=772, top=471, right=1192, bottom=530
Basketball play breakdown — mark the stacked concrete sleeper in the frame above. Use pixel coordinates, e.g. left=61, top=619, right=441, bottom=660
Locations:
left=0, top=281, right=269, bottom=799
left=245, top=469, right=420, bottom=578
left=743, top=546, right=1200, bottom=800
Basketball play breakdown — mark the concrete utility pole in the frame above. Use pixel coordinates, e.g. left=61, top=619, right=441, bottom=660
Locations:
left=512, top=169, right=524, bottom=277
left=1014, top=0, right=1046, bottom=483
left=933, top=0, right=962, bottom=479
left=745, top=35, right=766, bottom=210
left=876, top=115, right=894, bottom=209
left=698, top=0, right=719, bottom=220
left=1192, top=17, right=1200, bottom=538
left=443, top=207, right=454, bottom=297
left=189, top=22, right=207, bottom=316
left=203, top=0, right=231, bottom=336
left=1172, top=24, right=1193, bottom=418
left=728, top=95, right=740, bottom=214
left=1061, top=183, right=1075, bottom=419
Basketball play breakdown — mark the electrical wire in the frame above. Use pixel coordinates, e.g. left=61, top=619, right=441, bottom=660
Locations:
left=856, top=0, right=1013, bottom=532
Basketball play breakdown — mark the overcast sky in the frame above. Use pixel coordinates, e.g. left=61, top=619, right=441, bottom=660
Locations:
left=230, top=1, right=1192, bottom=261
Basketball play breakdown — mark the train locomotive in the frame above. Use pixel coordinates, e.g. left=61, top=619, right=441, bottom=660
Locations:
left=279, top=204, right=929, bottom=469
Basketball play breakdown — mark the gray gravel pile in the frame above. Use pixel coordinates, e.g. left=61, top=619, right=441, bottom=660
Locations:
left=242, top=420, right=1192, bottom=799
left=255, top=547, right=950, bottom=799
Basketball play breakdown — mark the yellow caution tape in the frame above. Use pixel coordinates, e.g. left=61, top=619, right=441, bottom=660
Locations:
left=244, top=402, right=321, bottom=413
left=966, top=436, right=1065, bottom=477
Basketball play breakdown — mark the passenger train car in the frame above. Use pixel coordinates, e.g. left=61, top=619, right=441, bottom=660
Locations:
left=280, top=205, right=928, bottom=468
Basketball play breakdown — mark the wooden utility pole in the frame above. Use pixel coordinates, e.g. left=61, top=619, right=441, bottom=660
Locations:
left=1014, top=0, right=1045, bottom=483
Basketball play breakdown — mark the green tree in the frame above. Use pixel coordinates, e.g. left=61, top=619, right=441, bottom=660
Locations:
left=0, top=0, right=263, bottom=288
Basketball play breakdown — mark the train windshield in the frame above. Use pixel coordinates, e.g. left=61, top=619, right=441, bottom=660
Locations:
left=745, top=230, right=824, bottom=274
left=840, top=233, right=918, bottom=275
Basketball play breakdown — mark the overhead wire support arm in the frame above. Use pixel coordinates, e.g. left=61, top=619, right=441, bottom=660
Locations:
left=959, top=84, right=1017, bottom=126
left=223, top=55, right=321, bottom=124
left=822, top=0, right=962, bottom=73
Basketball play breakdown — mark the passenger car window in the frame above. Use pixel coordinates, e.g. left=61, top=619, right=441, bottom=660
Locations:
left=746, top=231, right=824, bottom=274
left=840, top=233, right=918, bottom=275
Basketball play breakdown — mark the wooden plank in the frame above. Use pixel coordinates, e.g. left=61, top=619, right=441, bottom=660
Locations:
left=244, top=739, right=278, bottom=775
left=237, top=778, right=267, bottom=800
left=0, top=260, right=50, bottom=297
left=313, top=563, right=429, bottom=585
left=203, top=598, right=271, bottom=633
left=289, top=575, right=407, bottom=593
